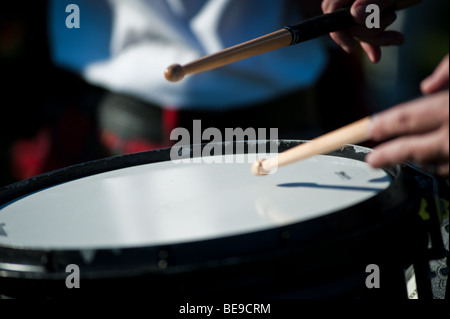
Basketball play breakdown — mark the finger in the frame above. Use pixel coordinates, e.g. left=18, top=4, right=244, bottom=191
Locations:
left=350, top=10, right=400, bottom=41
left=322, top=0, right=354, bottom=13
left=360, top=42, right=382, bottom=63
left=328, top=16, right=403, bottom=57
left=421, top=55, right=450, bottom=94
left=352, top=0, right=397, bottom=24
left=356, top=30, right=404, bottom=47
left=367, top=142, right=449, bottom=178
left=367, top=129, right=449, bottom=172
left=369, top=92, right=450, bottom=141
left=355, top=29, right=404, bottom=47
left=324, top=0, right=403, bottom=60
left=343, top=9, right=403, bottom=62
left=330, top=30, right=357, bottom=53
left=323, top=0, right=356, bottom=54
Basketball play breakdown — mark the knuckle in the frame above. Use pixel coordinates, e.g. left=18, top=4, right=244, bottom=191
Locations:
left=396, top=112, right=417, bottom=133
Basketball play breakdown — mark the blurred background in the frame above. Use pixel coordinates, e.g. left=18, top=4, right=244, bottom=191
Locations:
left=0, top=0, right=448, bottom=188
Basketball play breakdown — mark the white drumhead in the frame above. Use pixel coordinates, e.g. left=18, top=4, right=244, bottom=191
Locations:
left=0, top=154, right=391, bottom=250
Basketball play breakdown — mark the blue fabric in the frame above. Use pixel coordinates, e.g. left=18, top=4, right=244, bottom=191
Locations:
left=48, top=0, right=112, bottom=73
left=48, top=0, right=328, bottom=110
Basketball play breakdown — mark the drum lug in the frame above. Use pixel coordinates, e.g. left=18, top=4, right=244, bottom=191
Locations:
left=158, top=250, right=169, bottom=270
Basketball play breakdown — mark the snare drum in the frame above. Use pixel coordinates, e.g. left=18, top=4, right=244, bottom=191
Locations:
left=0, top=141, right=431, bottom=299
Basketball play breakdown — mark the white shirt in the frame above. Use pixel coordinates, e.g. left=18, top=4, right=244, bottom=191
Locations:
left=50, top=0, right=328, bottom=110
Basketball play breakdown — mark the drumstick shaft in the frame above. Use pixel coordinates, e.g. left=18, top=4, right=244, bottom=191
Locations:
left=260, top=117, right=372, bottom=174
left=184, top=29, right=292, bottom=77
left=166, top=9, right=352, bottom=82
left=165, top=0, right=421, bottom=82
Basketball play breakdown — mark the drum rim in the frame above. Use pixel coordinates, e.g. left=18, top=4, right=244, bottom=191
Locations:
left=0, top=140, right=420, bottom=280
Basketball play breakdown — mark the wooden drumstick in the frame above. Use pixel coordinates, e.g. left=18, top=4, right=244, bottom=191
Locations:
left=251, top=117, right=372, bottom=176
left=165, top=29, right=293, bottom=82
left=165, top=0, right=421, bottom=82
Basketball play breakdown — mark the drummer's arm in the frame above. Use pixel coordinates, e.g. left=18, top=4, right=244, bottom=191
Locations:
left=321, top=0, right=404, bottom=63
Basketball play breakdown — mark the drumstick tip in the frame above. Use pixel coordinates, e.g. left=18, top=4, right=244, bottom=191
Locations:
left=251, top=159, right=271, bottom=177
left=165, top=64, right=185, bottom=82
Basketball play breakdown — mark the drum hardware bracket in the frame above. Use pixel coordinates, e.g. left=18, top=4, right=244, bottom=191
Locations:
left=411, top=166, right=446, bottom=255
left=408, top=165, right=449, bottom=299
left=158, top=250, right=170, bottom=270
left=410, top=165, right=448, bottom=261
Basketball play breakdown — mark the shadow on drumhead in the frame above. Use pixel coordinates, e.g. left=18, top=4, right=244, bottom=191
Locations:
left=277, top=183, right=384, bottom=192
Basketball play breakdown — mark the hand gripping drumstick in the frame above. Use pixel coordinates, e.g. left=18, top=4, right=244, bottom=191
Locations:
left=165, top=0, right=421, bottom=82
left=251, top=117, right=372, bottom=176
